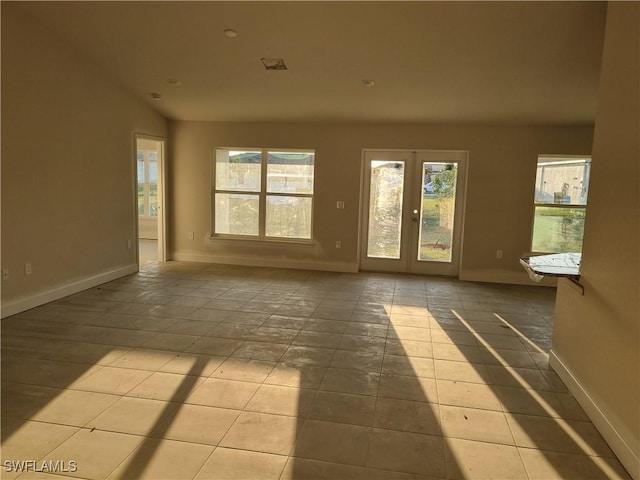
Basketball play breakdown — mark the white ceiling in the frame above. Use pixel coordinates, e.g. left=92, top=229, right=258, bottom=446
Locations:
left=18, top=1, right=607, bottom=124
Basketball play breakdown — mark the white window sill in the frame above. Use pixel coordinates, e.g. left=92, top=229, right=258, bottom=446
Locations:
left=208, top=235, right=316, bottom=248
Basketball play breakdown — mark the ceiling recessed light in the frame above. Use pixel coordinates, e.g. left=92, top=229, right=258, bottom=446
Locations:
left=261, top=58, right=288, bottom=71
left=362, top=80, right=375, bottom=87
left=166, top=79, right=182, bottom=86
left=224, top=29, right=238, bottom=38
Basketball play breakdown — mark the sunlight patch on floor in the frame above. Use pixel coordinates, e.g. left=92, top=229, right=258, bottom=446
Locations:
left=494, top=313, right=547, bottom=355
left=451, top=308, right=596, bottom=458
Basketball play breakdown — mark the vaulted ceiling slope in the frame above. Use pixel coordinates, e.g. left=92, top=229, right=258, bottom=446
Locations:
left=16, top=1, right=607, bottom=124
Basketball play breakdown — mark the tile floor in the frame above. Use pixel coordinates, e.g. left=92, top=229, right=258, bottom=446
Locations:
left=1, top=262, right=631, bottom=480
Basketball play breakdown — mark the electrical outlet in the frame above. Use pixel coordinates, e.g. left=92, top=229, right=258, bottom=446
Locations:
left=496, top=250, right=503, bottom=259
left=336, top=201, right=345, bottom=209
left=336, top=241, right=342, bottom=249
left=25, top=263, right=32, bottom=275
left=188, top=232, right=195, bottom=240
left=2, top=269, right=9, bottom=281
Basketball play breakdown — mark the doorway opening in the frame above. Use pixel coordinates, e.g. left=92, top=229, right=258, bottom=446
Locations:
left=135, top=135, right=166, bottom=268
left=360, top=149, right=467, bottom=275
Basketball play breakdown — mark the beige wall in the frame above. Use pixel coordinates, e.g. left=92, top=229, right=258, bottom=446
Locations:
left=1, top=4, right=167, bottom=312
left=169, top=121, right=593, bottom=280
left=552, top=3, right=639, bottom=477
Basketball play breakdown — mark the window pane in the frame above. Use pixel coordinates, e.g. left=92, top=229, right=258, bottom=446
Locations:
left=418, top=163, right=457, bottom=262
left=137, top=153, right=145, bottom=183
left=216, top=149, right=261, bottom=192
left=148, top=156, right=158, bottom=184
left=137, top=185, right=145, bottom=216
left=215, top=193, right=259, bottom=235
left=267, top=151, right=314, bottom=194
left=532, top=206, right=586, bottom=253
left=535, top=158, right=590, bottom=205
left=367, top=161, right=404, bottom=259
left=149, top=184, right=158, bottom=217
left=266, top=196, right=312, bottom=239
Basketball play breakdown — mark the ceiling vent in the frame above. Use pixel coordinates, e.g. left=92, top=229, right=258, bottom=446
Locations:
left=261, top=58, right=288, bottom=71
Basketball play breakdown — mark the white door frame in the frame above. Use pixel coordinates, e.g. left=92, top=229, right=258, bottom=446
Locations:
left=134, top=133, right=167, bottom=264
left=359, top=148, right=468, bottom=276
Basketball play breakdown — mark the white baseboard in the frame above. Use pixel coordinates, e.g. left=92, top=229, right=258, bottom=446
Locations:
left=550, top=350, right=639, bottom=479
left=172, top=251, right=359, bottom=274
left=459, top=268, right=557, bottom=287
left=1, top=264, right=139, bottom=319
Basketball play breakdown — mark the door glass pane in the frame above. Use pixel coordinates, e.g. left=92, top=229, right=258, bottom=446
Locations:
left=215, top=193, right=259, bottom=235
left=148, top=152, right=158, bottom=184
left=137, top=152, right=145, bottom=183
left=149, top=185, right=158, bottom=217
left=367, top=161, right=404, bottom=259
left=267, top=151, right=314, bottom=194
left=215, top=150, right=261, bottom=192
left=418, top=162, right=458, bottom=262
left=137, top=185, right=145, bottom=215
left=266, top=196, right=312, bottom=239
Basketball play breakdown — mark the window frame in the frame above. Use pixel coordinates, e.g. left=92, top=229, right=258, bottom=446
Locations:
left=530, top=155, right=591, bottom=254
left=211, top=147, right=315, bottom=243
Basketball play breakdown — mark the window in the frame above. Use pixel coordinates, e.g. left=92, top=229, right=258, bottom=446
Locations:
left=213, top=148, right=314, bottom=240
left=137, top=150, right=158, bottom=217
left=531, top=155, right=591, bottom=253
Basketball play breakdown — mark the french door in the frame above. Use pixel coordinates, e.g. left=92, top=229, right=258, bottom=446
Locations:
left=360, top=149, right=467, bottom=275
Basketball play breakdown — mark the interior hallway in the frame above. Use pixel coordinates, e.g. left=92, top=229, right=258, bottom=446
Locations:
left=138, top=239, right=158, bottom=268
left=1, top=262, right=631, bottom=479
